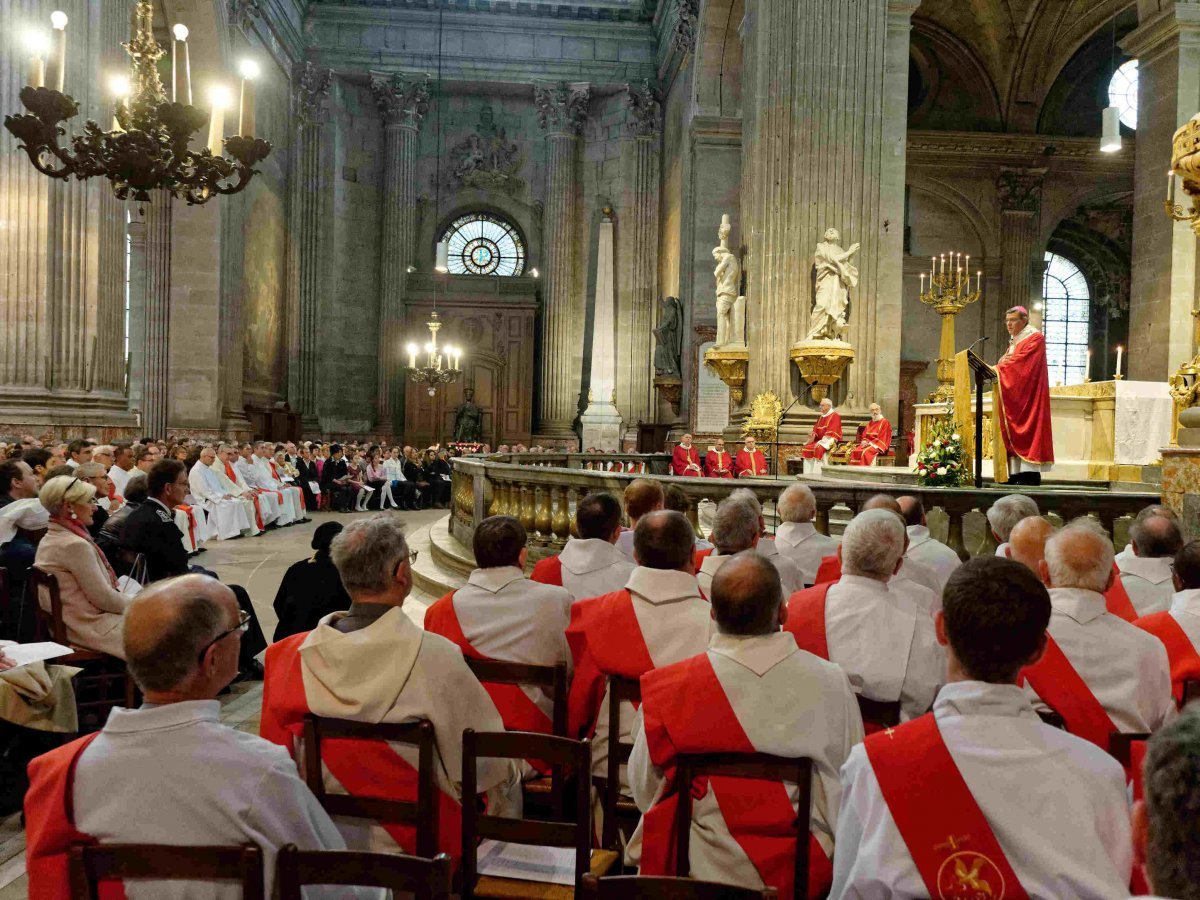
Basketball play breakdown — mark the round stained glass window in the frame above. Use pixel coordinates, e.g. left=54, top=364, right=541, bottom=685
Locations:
left=1108, top=59, right=1138, bottom=130
left=439, top=213, right=526, bottom=276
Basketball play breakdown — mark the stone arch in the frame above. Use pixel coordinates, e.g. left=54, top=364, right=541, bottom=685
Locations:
left=906, top=177, right=996, bottom=259
left=908, top=19, right=1002, bottom=132
left=424, top=195, right=540, bottom=274
left=694, top=0, right=744, bottom=117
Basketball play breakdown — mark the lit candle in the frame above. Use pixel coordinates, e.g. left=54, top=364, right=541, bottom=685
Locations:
left=1168, top=169, right=1177, bottom=207
left=26, top=30, right=48, bottom=88
left=920, top=272, right=925, bottom=294
left=172, top=24, right=190, bottom=104
left=109, top=75, right=130, bottom=131
left=1116, top=345, right=1123, bottom=378
left=425, top=342, right=435, bottom=368
left=930, top=257, right=935, bottom=280
left=940, top=254, right=945, bottom=276
left=976, top=270, right=982, bottom=294
left=49, top=11, right=67, bottom=92
left=237, top=59, right=259, bottom=137
left=1085, top=349, right=1091, bottom=381
left=207, top=85, right=230, bottom=156
left=406, top=343, right=418, bottom=369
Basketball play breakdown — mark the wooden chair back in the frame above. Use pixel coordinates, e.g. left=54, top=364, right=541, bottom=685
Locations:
left=29, top=565, right=67, bottom=643
left=302, top=714, right=438, bottom=858
left=275, top=845, right=452, bottom=900
left=580, top=874, right=778, bottom=899
left=465, top=658, right=568, bottom=737
left=856, top=696, right=900, bottom=730
left=1181, top=679, right=1200, bottom=708
left=673, top=752, right=813, bottom=898
left=602, top=673, right=642, bottom=848
left=461, top=728, right=592, bottom=900
left=1108, top=732, right=1152, bottom=771
left=68, top=843, right=263, bottom=900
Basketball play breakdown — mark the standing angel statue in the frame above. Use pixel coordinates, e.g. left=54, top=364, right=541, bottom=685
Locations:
left=713, top=214, right=745, bottom=346
left=806, top=228, right=860, bottom=341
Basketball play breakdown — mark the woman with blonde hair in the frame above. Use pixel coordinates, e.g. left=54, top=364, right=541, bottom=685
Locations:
left=32, top=475, right=130, bottom=658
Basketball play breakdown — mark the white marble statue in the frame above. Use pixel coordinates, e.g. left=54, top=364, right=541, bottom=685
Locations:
left=713, top=214, right=746, bottom=346
left=806, top=227, right=860, bottom=341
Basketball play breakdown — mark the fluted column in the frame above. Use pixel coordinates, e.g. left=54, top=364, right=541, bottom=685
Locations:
left=996, top=168, right=1044, bottom=326
left=535, top=82, right=590, bottom=439
left=287, top=63, right=332, bottom=432
left=141, top=192, right=172, bottom=439
left=371, top=72, right=430, bottom=434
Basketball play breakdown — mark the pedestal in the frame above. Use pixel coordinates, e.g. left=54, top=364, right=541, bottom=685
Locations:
left=1162, top=447, right=1200, bottom=539
left=580, top=400, right=623, bottom=452
left=703, top=346, right=749, bottom=404
left=790, top=340, right=855, bottom=404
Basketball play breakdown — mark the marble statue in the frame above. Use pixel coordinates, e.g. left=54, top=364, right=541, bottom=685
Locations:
left=653, top=296, right=683, bottom=377
left=806, top=227, right=860, bottom=341
left=713, top=214, right=746, bottom=347
left=452, top=388, right=485, bottom=443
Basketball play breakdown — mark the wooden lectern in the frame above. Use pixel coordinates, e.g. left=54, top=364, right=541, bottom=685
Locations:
left=955, top=348, right=997, bottom=488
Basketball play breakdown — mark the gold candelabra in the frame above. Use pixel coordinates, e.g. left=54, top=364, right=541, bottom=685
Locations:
left=1166, top=114, right=1200, bottom=445
left=919, top=252, right=983, bottom=402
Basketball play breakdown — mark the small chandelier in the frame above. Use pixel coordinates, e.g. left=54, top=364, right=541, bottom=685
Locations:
left=3, top=0, right=271, bottom=204
left=404, top=311, right=463, bottom=396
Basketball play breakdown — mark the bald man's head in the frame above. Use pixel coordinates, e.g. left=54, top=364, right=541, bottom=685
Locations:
left=862, top=494, right=903, bottom=518
left=1131, top=515, right=1184, bottom=560
left=633, top=509, right=696, bottom=572
left=710, top=551, right=784, bottom=636
left=897, top=495, right=924, bottom=527
left=1008, top=516, right=1055, bottom=579
left=1044, top=522, right=1115, bottom=593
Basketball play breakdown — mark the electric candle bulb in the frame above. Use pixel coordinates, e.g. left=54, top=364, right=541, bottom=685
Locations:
left=26, top=30, right=49, bottom=88
left=207, top=85, right=231, bottom=156
left=237, top=59, right=259, bottom=137
left=48, top=11, right=67, bottom=92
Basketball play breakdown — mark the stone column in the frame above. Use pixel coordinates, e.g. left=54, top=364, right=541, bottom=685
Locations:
left=534, top=82, right=590, bottom=441
left=996, top=167, right=1045, bottom=330
left=1123, top=4, right=1200, bottom=380
left=141, top=192, right=172, bottom=439
left=371, top=72, right=430, bottom=435
left=741, top=0, right=916, bottom=423
left=287, top=63, right=333, bottom=433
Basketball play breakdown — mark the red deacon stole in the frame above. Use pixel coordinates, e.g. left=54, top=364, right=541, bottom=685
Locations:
left=564, top=591, right=656, bottom=739
left=529, top=556, right=564, bottom=587
left=260, top=633, right=464, bottom=861
left=865, top=715, right=1030, bottom=900
left=782, top=583, right=832, bottom=660
left=692, top=548, right=714, bottom=575
left=639, top=654, right=832, bottom=899
left=25, top=733, right=127, bottom=900
left=1019, top=636, right=1117, bottom=750
left=814, top=555, right=841, bottom=586
left=1104, top=565, right=1138, bottom=622
left=1135, top=611, right=1200, bottom=704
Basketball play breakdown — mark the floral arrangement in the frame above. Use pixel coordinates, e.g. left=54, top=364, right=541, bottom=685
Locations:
left=915, top=409, right=967, bottom=488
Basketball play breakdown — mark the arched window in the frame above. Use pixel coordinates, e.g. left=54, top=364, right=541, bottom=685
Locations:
left=1108, top=59, right=1138, bottom=130
left=439, top=213, right=526, bottom=276
left=1041, top=252, right=1091, bottom=386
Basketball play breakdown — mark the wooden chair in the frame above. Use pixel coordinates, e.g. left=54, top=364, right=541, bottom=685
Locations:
left=461, top=729, right=618, bottom=899
left=1181, top=679, right=1200, bottom=708
left=302, top=714, right=439, bottom=858
left=580, top=874, right=778, bottom=899
left=1108, top=732, right=1152, bottom=771
left=68, top=843, right=263, bottom=900
left=595, top=674, right=642, bottom=851
left=275, top=844, right=453, bottom=900
left=856, top=696, right=900, bottom=731
left=673, top=752, right=814, bottom=898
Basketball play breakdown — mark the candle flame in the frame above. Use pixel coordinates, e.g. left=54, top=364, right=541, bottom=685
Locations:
left=238, top=59, right=260, bottom=80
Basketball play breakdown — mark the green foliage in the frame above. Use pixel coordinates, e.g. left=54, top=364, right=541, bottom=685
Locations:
left=915, top=406, right=967, bottom=487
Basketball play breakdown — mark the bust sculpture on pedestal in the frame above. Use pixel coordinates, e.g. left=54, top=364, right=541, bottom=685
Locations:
left=791, top=227, right=857, bottom=404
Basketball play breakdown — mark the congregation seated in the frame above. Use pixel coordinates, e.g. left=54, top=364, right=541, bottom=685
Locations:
left=96, top=473, right=146, bottom=571
left=261, top=514, right=519, bottom=857
left=986, top=492, right=1040, bottom=557
left=786, top=509, right=942, bottom=722
left=1021, top=520, right=1175, bottom=744
left=772, top=484, right=837, bottom=587
left=662, top=484, right=713, bottom=554
left=188, top=445, right=257, bottom=540
left=24, top=575, right=355, bottom=899
left=1135, top=539, right=1200, bottom=705
left=629, top=552, right=862, bottom=897
left=831, top=557, right=1134, bottom=898
left=71, top=463, right=118, bottom=541
left=1118, top=514, right=1182, bottom=617
left=271, top=522, right=351, bottom=642
left=530, top=492, right=636, bottom=600
left=615, top=478, right=665, bottom=562
left=0, top=458, right=45, bottom=607
left=697, top=491, right=804, bottom=598
left=897, top=494, right=961, bottom=590
left=1136, top=707, right=1200, bottom=899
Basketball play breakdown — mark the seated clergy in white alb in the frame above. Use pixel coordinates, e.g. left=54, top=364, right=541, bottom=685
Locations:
left=628, top=552, right=863, bottom=898
left=614, top=479, right=665, bottom=563
left=698, top=492, right=804, bottom=599
left=897, top=495, right=962, bottom=590
left=529, top=492, right=636, bottom=601
left=858, top=494, right=941, bottom=618
left=235, top=444, right=292, bottom=525
left=831, top=557, right=1133, bottom=900
left=987, top=493, right=1040, bottom=558
left=773, top=484, right=838, bottom=587
left=188, top=446, right=254, bottom=540
left=1022, top=521, right=1176, bottom=746
left=786, top=509, right=943, bottom=723
left=218, top=444, right=281, bottom=527
left=253, top=442, right=306, bottom=523
left=1118, top=514, right=1182, bottom=617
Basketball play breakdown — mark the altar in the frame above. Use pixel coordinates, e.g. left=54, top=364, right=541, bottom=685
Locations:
left=913, top=380, right=1172, bottom=483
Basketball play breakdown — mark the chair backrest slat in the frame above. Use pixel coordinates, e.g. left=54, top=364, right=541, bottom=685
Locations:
left=580, top=873, right=778, bottom=899
left=30, top=566, right=67, bottom=644
left=465, top=657, right=569, bottom=739
left=69, top=843, right=263, bottom=900
left=855, top=695, right=900, bottom=730
left=1108, top=732, right=1151, bottom=769
left=275, top=845, right=452, bottom=900
left=602, top=674, right=642, bottom=848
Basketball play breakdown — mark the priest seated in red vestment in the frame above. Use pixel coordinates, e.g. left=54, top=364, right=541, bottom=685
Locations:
left=995, top=306, right=1055, bottom=486
left=704, top=437, right=734, bottom=478
left=1135, top=539, right=1200, bottom=704
left=801, top=398, right=842, bottom=460
left=261, top=514, right=520, bottom=860
left=831, top=557, right=1134, bottom=898
left=670, top=434, right=704, bottom=477
left=847, top=403, right=892, bottom=466
left=628, top=552, right=863, bottom=898
left=734, top=435, right=768, bottom=477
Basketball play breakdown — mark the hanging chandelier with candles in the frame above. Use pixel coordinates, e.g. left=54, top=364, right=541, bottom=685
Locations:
left=3, top=0, right=270, bottom=204
left=405, top=311, right=462, bottom=396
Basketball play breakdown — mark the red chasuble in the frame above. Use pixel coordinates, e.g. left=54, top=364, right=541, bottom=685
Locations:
left=530, top=556, right=563, bottom=586
left=671, top=445, right=703, bottom=477
left=735, top=449, right=768, bottom=477
left=564, top=591, right=656, bottom=739
left=1135, top=612, right=1200, bottom=704
left=801, top=413, right=843, bottom=460
left=638, top=654, right=833, bottom=899
left=260, top=633, right=464, bottom=861
left=994, top=330, right=1054, bottom=465
left=1019, top=636, right=1117, bottom=750
left=865, top=716, right=1031, bottom=900
left=848, top=418, right=893, bottom=466
left=705, top=450, right=734, bottom=478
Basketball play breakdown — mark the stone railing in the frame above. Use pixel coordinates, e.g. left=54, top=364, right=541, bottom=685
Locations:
left=482, top=452, right=671, bottom=475
left=451, top=456, right=1162, bottom=561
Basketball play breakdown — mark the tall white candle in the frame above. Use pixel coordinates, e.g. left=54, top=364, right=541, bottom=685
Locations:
left=1116, top=345, right=1123, bottom=378
left=173, top=25, right=192, bottom=105
left=406, top=344, right=417, bottom=369
left=920, top=272, right=925, bottom=294
left=207, top=86, right=230, bottom=156
left=976, top=270, right=982, bottom=294
left=1168, top=170, right=1177, bottom=207
left=237, top=59, right=259, bottom=137
left=49, top=11, right=67, bottom=92
left=1085, top=349, right=1091, bottom=381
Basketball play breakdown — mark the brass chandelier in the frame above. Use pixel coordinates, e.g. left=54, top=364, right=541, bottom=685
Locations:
left=406, top=311, right=462, bottom=396
left=3, top=0, right=270, bottom=204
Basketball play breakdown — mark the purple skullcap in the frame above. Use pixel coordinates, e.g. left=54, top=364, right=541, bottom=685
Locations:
left=1006, top=306, right=1029, bottom=317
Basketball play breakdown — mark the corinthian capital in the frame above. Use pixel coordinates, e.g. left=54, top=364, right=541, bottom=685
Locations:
left=370, top=72, right=432, bottom=129
left=534, top=82, right=590, bottom=136
left=996, top=167, right=1046, bottom=213
left=670, top=0, right=699, bottom=56
left=295, top=62, right=333, bottom=127
left=624, top=80, right=661, bottom=138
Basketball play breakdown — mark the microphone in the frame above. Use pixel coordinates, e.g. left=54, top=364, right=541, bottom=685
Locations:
left=966, top=336, right=989, bottom=354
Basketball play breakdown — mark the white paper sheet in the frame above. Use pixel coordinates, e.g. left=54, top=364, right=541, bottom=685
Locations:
left=4, top=642, right=73, bottom=668
left=476, top=840, right=581, bottom=886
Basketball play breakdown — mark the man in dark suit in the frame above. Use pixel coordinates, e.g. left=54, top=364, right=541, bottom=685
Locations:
left=121, top=459, right=267, bottom=678
left=319, top=443, right=352, bottom=512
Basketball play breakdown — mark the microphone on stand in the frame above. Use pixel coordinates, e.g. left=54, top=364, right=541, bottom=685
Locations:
left=772, top=394, right=804, bottom=477
left=966, top=336, right=989, bottom=355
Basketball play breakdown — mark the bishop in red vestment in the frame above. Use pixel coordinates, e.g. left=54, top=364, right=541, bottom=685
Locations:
left=671, top=434, right=704, bottom=477
left=994, top=306, right=1054, bottom=485
left=848, top=403, right=892, bottom=466
left=801, top=399, right=843, bottom=460
left=734, top=436, right=768, bottom=477
left=704, top=438, right=733, bottom=478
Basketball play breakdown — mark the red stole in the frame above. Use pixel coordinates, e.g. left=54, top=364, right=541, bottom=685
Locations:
left=25, top=733, right=127, bottom=900
left=994, top=331, right=1054, bottom=464
left=260, top=633, right=464, bottom=861
left=783, top=584, right=832, bottom=660
left=564, top=591, right=656, bottom=739
left=672, top=445, right=702, bottom=477
left=175, top=504, right=198, bottom=549
left=865, top=715, right=1030, bottom=900
left=814, top=555, right=841, bottom=585
left=1135, top=611, right=1200, bottom=704
left=704, top=450, right=732, bottom=478
left=225, top=461, right=264, bottom=529
left=530, top=556, right=564, bottom=587
left=1104, top=566, right=1138, bottom=622
left=1019, top=636, right=1116, bottom=750
left=638, top=654, right=832, bottom=899
left=693, top=548, right=714, bottom=575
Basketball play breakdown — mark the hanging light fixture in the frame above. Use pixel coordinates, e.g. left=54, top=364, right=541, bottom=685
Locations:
left=1100, top=16, right=1122, bottom=154
left=3, top=0, right=271, bottom=204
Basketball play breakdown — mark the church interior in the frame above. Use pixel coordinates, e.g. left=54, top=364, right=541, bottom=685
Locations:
left=4, top=0, right=1200, bottom=897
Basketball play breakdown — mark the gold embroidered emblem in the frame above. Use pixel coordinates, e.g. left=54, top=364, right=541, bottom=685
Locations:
left=936, top=850, right=1005, bottom=899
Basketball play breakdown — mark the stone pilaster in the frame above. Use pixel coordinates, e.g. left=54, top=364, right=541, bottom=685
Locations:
left=370, top=72, right=430, bottom=435
left=741, top=0, right=916, bottom=422
left=288, top=63, right=333, bottom=433
left=141, top=193, right=172, bottom=439
left=534, top=81, right=590, bottom=439
left=1123, top=3, right=1200, bottom=380
left=996, top=167, right=1045, bottom=328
